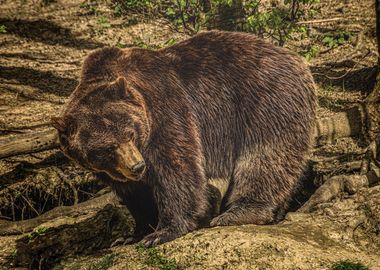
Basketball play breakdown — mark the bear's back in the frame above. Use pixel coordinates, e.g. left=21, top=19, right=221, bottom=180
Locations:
left=160, top=30, right=316, bottom=141
left=156, top=31, right=317, bottom=176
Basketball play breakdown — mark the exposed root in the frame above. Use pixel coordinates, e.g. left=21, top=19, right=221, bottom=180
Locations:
left=300, top=138, right=380, bottom=213
left=0, top=155, right=104, bottom=221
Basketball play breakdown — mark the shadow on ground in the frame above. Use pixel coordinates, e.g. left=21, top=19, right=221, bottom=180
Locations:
left=0, top=66, right=77, bottom=96
left=0, top=18, right=105, bottom=49
left=311, top=63, right=378, bottom=93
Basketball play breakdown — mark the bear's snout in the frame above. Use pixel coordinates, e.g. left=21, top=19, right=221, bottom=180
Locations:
left=131, top=160, right=146, bottom=174
left=116, top=141, right=146, bottom=181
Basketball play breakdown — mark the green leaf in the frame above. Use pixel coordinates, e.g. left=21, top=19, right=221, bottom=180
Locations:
left=165, top=7, right=176, bottom=17
left=0, top=25, right=7, bottom=33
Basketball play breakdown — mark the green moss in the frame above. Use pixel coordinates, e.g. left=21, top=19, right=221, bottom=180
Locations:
left=331, top=260, right=370, bottom=270
left=136, top=243, right=180, bottom=270
left=88, top=254, right=115, bottom=270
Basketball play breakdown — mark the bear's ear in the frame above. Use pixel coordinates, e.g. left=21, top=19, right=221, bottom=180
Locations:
left=114, top=76, right=144, bottom=105
left=51, top=116, right=66, bottom=132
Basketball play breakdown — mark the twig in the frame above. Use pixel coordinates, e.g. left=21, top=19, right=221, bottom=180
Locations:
left=57, top=169, right=79, bottom=205
left=8, top=187, right=40, bottom=217
left=296, top=17, right=344, bottom=24
left=312, top=50, right=372, bottom=80
left=176, top=0, right=196, bottom=35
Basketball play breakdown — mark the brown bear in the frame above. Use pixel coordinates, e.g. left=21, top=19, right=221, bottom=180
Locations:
left=52, top=30, right=317, bottom=247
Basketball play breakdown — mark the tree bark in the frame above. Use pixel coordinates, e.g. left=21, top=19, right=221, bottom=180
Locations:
left=0, top=129, right=59, bottom=159
left=0, top=192, right=134, bottom=268
left=313, top=105, right=363, bottom=145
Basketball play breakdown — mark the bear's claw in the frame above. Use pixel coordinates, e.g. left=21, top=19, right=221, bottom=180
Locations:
left=210, top=212, right=236, bottom=227
left=110, top=235, right=143, bottom=247
left=140, top=229, right=180, bottom=247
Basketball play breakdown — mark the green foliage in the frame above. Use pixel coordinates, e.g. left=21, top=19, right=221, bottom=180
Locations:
left=11, top=249, right=17, bottom=258
left=97, top=16, right=111, bottom=28
left=89, top=255, right=115, bottom=270
left=131, top=36, right=157, bottom=49
left=13, top=190, right=21, bottom=198
left=322, top=31, right=352, bottom=48
left=331, top=260, right=369, bottom=270
left=241, top=0, right=320, bottom=45
left=118, top=0, right=152, bottom=9
left=80, top=1, right=98, bottom=15
left=303, top=45, right=320, bottom=61
left=136, top=244, right=180, bottom=270
left=27, top=226, right=48, bottom=242
left=163, top=0, right=204, bottom=34
left=163, top=0, right=320, bottom=45
left=245, top=5, right=292, bottom=45
left=111, top=0, right=155, bottom=16
left=0, top=25, right=6, bottom=33
left=96, top=16, right=111, bottom=33
left=109, top=0, right=321, bottom=45
left=88, top=254, right=115, bottom=270
left=163, top=37, right=178, bottom=47
left=113, top=3, right=122, bottom=16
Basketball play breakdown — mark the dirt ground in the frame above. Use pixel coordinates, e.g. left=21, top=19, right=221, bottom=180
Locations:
left=0, top=0, right=379, bottom=269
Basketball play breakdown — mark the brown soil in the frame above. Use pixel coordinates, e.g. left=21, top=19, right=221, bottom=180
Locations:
left=0, top=0, right=379, bottom=269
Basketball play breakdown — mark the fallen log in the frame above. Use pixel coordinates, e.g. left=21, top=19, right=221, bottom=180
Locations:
left=313, top=105, right=363, bottom=146
left=0, top=192, right=134, bottom=268
left=0, top=106, right=364, bottom=159
left=0, top=191, right=116, bottom=236
left=0, top=128, right=59, bottom=159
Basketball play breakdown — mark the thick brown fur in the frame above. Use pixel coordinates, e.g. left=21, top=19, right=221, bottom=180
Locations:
left=54, top=30, right=317, bottom=246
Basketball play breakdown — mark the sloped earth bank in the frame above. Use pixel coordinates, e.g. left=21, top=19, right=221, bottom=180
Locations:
left=0, top=0, right=379, bottom=269
left=57, top=186, right=380, bottom=270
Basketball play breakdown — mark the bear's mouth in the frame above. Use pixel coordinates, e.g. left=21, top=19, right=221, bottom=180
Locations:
left=97, top=166, right=145, bottom=182
left=117, top=166, right=146, bottom=181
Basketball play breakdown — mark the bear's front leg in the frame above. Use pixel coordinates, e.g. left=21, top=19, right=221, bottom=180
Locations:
left=140, top=155, right=209, bottom=247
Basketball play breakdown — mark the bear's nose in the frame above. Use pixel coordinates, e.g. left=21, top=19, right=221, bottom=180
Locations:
left=131, top=161, right=146, bottom=174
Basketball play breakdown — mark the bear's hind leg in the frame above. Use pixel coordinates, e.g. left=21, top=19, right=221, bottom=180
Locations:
left=211, top=148, right=302, bottom=226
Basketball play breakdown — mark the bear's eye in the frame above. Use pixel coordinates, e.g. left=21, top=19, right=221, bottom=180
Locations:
left=60, top=133, right=69, bottom=148
left=126, top=130, right=135, bottom=141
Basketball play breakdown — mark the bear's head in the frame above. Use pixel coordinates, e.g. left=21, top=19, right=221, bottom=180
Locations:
left=52, top=77, right=150, bottom=182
